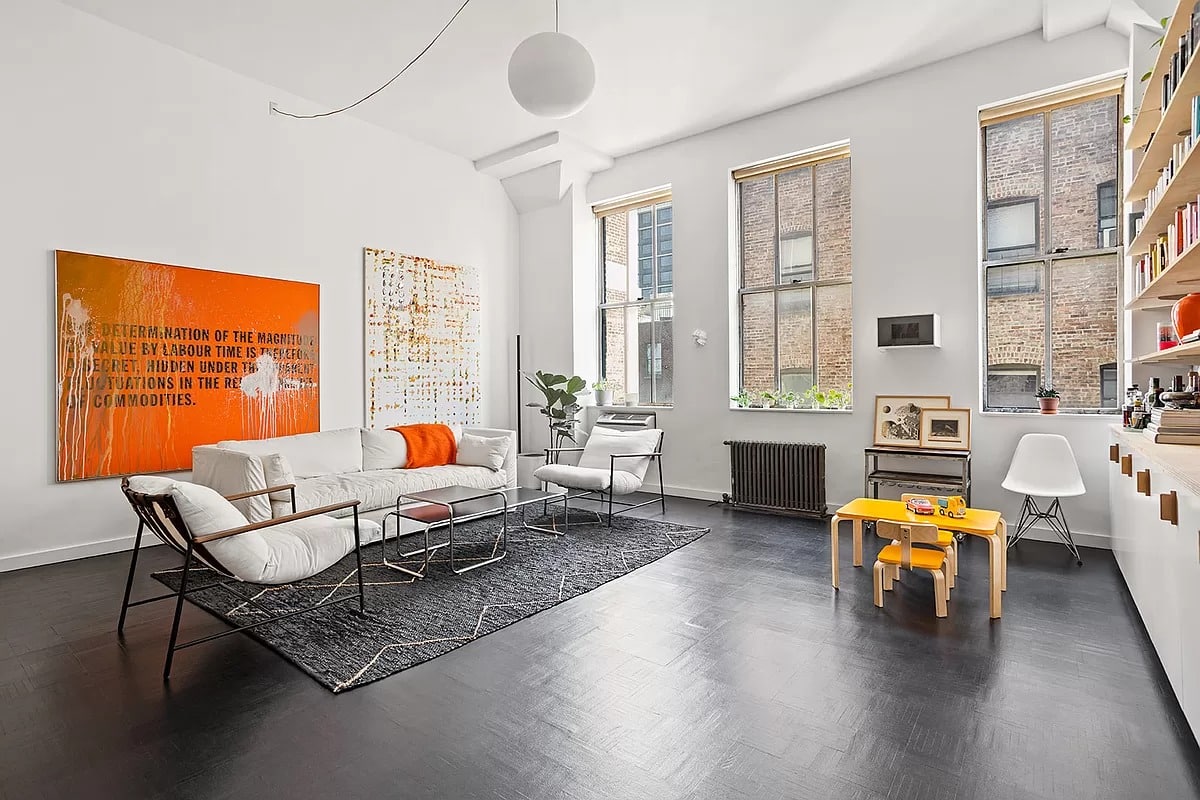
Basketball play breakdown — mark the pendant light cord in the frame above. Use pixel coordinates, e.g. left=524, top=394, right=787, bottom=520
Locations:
left=272, top=0, right=473, bottom=120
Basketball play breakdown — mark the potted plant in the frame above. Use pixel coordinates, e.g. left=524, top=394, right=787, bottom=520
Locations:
left=524, top=370, right=588, bottom=449
left=761, top=390, right=781, bottom=408
left=824, top=387, right=846, bottom=410
left=802, top=385, right=827, bottom=409
left=592, top=379, right=612, bottom=407
left=779, top=390, right=798, bottom=409
left=731, top=389, right=752, bottom=408
left=1036, top=386, right=1060, bottom=415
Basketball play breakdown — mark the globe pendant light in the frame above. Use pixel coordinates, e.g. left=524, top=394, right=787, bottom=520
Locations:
left=507, top=1, right=595, bottom=119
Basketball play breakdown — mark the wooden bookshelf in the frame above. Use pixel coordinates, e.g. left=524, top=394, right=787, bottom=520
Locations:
left=1133, top=339, right=1200, bottom=364
left=1129, top=3, right=1192, bottom=151
left=1129, top=50, right=1200, bottom=201
left=1129, top=140, right=1200, bottom=254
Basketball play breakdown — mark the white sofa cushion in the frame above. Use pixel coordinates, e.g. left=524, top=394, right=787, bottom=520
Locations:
left=219, top=428, right=363, bottom=478
left=577, top=427, right=663, bottom=481
left=261, top=453, right=297, bottom=503
left=270, top=464, right=508, bottom=518
left=534, top=463, right=643, bottom=495
left=362, top=429, right=408, bottom=470
left=456, top=432, right=510, bottom=471
left=192, top=445, right=272, bottom=522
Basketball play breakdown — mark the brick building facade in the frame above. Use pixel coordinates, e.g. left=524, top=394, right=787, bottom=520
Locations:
left=984, top=95, right=1118, bottom=408
left=739, top=157, right=852, bottom=400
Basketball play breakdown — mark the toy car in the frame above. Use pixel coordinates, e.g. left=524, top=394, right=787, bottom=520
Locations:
left=938, top=495, right=967, bottom=519
left=906, top=497, right=935, bottom=515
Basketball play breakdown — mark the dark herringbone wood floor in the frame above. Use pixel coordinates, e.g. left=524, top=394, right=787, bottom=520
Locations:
left=2, top=497, right=1199, bottom=800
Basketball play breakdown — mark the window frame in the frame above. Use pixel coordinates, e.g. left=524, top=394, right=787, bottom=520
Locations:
left=595, top=191, right=674, bottom=407
left=734, top=145, right=852, bottom=405
left=979, top=81, right=1123, bottom=414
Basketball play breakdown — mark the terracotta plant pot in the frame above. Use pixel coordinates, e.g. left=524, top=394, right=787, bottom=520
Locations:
left=1172, top=293, right=1200, bottom=339
left=1038, top=396, right=1060, bottom=415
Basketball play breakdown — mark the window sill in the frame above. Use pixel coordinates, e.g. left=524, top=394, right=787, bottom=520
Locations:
left=980, top=409, right=1119, bottom=417
left=730, top=406, right=854, bottom=414
left=595, top=404, right=673, bottom=411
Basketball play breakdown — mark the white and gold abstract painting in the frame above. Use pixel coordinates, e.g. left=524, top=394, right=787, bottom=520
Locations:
left=364, top=247, right=480, bottom=427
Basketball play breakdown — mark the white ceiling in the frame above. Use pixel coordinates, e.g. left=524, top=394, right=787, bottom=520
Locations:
left=60, top=0, right=1144, bottom=163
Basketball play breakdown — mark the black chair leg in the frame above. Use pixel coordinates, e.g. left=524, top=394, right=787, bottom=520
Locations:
left=353, top=507, right=366, bottom=614
left=607, top=490, right=614, bottom=527
left=656, top=456, right=666, bottom=515
left=117, top=521, right=144, bottom=635
left=163, top=545, right=193, bottom=681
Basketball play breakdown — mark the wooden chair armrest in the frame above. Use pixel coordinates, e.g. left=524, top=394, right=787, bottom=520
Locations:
left=544, top=447, right=586, bottom=454
left=224, top=484, right=296, bottom=501
left=609, top=452, right=663, bottom=459
left=193, top=500, right=360, bottom=544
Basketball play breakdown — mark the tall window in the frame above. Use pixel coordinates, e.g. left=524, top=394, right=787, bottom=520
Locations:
left=980, top=77, right=1122, bottom=411
left=734, top=143, right=852, bottom=404
left=596, top=189, right=673, bottom=406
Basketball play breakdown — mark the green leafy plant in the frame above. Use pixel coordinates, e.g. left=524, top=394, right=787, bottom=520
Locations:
left=1035, top=386, right=1060, bottom=398
left=591, top=379, right=610, bottom=391
left=779, top=390, right=798, bottom=408
left=731, top=389, right=752, bottom=408
left=524, top=370, right=588, bottom=449
left=802, top=385, right=827, bottom=408
left=823, top=387, right=848, bottom=409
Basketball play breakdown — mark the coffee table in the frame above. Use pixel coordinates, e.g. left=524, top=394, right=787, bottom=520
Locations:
left=381, top=486, right=565, bottom=577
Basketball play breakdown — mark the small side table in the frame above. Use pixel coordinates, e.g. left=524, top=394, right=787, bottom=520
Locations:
left=864, top=446, right=971, bottom=504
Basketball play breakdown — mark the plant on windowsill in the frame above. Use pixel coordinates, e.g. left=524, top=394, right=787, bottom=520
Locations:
left=802, top=386, right=827, bottom=409
left=731, top=389, right=752, bottom=408
left=592, top=379, right=612, bottom=407
left=1036, top=386, right=1060, bottom=415
left=778, top=391, right=798, bottom=409
left=524, top=370, right=588, bottom=450
left=823, top=387, right=849, bottom=410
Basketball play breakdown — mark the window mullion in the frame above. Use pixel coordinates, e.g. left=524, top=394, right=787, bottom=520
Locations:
left=1043, top=110, right=1053, bottom=391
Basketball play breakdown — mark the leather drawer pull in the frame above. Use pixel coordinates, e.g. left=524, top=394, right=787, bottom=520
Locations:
left=1137, top=469, right=1151, bottom=496
left=1121, top=454, right=1133, bottom=477
left=1161, top=491, right=1179, bottom=526
left=1110, top=444, right=1120, bottom=463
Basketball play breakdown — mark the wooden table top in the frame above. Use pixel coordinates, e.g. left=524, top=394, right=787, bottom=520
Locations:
left=833, top=497, right=1001, bottom=535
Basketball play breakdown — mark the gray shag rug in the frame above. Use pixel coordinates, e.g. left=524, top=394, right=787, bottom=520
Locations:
left=153, top=513, right=708, bottom=692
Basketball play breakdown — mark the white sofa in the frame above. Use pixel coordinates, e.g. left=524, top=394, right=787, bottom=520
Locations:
left=193, top=426, right=516, bottom=523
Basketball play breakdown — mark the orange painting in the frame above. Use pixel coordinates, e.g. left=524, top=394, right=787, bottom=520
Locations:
left=55, top=251, right=320, bottom=481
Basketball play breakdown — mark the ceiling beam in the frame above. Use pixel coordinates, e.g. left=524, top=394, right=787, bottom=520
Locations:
left=1043, top=0, right=1113, bottom=41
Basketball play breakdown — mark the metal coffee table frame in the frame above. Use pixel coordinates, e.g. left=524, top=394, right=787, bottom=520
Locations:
left=381, top=486, right=567, bottom=578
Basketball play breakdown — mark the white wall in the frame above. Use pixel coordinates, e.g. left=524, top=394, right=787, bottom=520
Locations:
left=578, top=27, right=1128, bottom=545
left=0, top=0, right=518, bottom=570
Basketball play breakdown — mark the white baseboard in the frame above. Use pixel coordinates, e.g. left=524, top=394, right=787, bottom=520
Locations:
left=0, top=534, right=160, bottom=573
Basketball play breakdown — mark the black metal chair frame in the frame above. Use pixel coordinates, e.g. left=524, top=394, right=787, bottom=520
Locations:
left=118, top=478, right=367, bottom=680
left=543, top=431, right=667, bottom=526
left=1007, top=493, right=1084, bottom=566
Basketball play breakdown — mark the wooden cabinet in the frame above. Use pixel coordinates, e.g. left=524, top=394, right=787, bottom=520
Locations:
left=1109, top=428, right=1199, bottom=733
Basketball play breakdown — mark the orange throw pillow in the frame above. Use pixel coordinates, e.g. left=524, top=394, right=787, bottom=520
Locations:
left=388, top=424, right=457, bottom=468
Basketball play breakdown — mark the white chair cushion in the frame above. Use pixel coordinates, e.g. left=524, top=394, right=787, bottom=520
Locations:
left=250, top=516, right=381, bottom=585
left=170, top=480, right=249, bottom=536
left=577, top=427, right=663, bottom=481
left=534, top=463, right=643, bottom=495
left=219, top=428, right=363, bottom=478
left=261, top=453, right=297, bottom=503
left=456, top=433, right=510, bottom=471
left=127, top=477, right=379, bottom=584
left=191, top=445, right=272, bottom=522
left=361, top=429, right=409, bottom=470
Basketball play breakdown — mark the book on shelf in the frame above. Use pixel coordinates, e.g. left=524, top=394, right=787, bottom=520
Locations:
left=1145, top=430, right=1200, bottom=444
left=1131, top=196, right=1200, bottom=295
